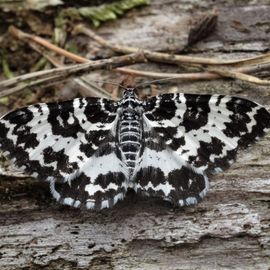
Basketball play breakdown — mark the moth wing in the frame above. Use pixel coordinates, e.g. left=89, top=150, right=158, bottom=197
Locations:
left=0, top=97, right=128, bottom=209
left=133, top=93, right=270, bottom=206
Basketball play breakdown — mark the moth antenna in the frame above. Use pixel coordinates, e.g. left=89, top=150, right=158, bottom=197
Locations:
left=86, top=79, right=128, bottom=91
left=135, top=76, right=180, bottom=90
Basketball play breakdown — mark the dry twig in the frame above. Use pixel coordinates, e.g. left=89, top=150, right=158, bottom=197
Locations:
left=9, top=26, right=87, bottom=64
left=74, top=24, right=270, bottom=67
left=12, top=28, right=113, bottom=98
left=209, top=68, right=270, bottom=85
left=75, top=24, right=270, bottom=85
left=0, top=52, right=146, bottom=98
left=10, top=26, right=270, bottom=85
left=1, top=25, right=270, bottom=99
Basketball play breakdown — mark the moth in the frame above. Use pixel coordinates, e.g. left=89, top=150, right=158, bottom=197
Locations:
left=0, top=89, right=269, bottom=210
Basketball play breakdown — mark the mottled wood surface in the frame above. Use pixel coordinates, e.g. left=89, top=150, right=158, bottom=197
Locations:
left=0, top=0, right=270, bottom=269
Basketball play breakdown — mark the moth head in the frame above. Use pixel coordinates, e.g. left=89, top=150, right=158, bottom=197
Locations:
left=122, top=88, right=138, bottom=99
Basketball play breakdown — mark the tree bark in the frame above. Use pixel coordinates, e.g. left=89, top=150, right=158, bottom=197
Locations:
left=0, top=0, right=270, bottom=269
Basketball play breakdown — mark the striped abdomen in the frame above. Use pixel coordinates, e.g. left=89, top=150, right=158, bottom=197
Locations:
left=119, top=109, right=142, bottom=176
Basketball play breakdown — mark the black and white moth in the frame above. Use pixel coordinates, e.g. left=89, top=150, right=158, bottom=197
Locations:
left=0, top=89, right=269, bottom=210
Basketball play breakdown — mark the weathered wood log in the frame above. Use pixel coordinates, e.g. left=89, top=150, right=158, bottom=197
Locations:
left=0, top=0, right=270, bottom=269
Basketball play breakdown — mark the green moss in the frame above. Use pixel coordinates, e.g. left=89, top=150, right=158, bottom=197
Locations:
left=2, top=57, right=13, bottom=79
left=59, top=0, right=149, bottom=27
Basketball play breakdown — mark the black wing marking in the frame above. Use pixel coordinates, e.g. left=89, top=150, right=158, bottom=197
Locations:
left=0, top=97, right=128, bottom=209
left=133, top=93, right=270, bottom=206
